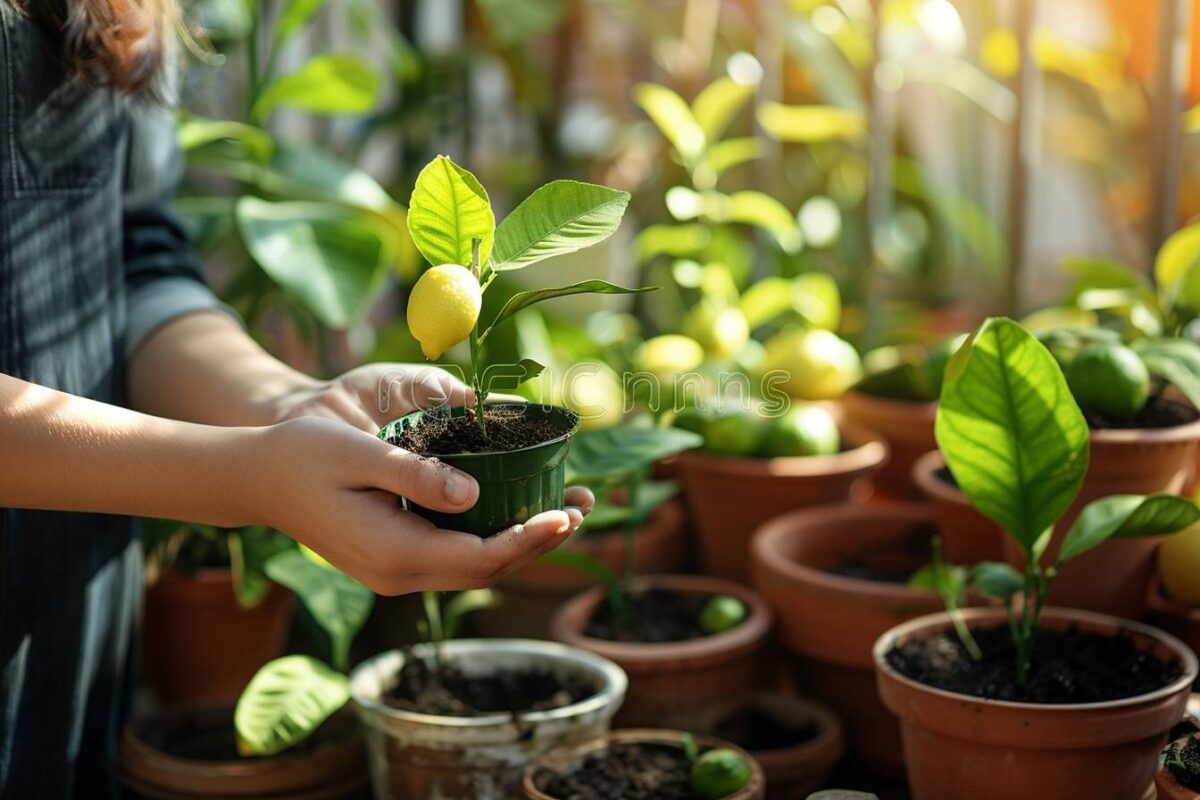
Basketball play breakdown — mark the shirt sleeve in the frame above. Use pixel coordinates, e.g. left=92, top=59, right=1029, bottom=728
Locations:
left=121, top=99, right=239, bottom=360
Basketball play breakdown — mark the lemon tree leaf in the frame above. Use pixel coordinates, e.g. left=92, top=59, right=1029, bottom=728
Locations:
left=1132, top=338, right=1200, bottom=408
left=935, top=317, right=1089, bottom=550
left=634, top=83, right=705, bottom=161
left=1156, top=224, right=1200, bottom=310
left=723, top=191, right=802, bottom=252
left=968, top=561, right=1025, bottom=600
left=481, top=358, right=544, bottom=393
left=228, top=527, right=292, bottom=609
left=566, top=425, right=703, bottom=483
left=707, top=138, right=762, bottom=178
left=407, top=155, right=495, bottom=267
left=635, top=224, right=710, bottom=262
left=177, top=117, right=273, bottom=163
left=1059, top=494, right=1200, bottom=564
left=794, top=272, right=841, bottom=330
left=234, top=656, right=349, bottom=757
left=443, top=589, right=500, bottom=639
left=235, top=198, right=388, bottom=328
left=490, top=181, right=630, bottom=271
left=692, top=76, right=756, bottom=141
left=480, top=280, right=655, bottom=341
left=537, top=550, right=622, bottom=605
left=264, top=551, right=374, bottom=671
left=253, top=55, right=379, bottom=120
left=757, top=103, right=865, bottom=142
left=275, top=0, right=328, bottom=44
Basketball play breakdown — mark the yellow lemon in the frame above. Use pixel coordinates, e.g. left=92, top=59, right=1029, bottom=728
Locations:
left=685, top=302, right=750, bottom=361
left=406, top=264, right=482, bottom=360
left=633, top=335, right=705, bottom=381
left=764, top=328, right=861, bottom=400
left=1159, top=522, right=1200, bottom=606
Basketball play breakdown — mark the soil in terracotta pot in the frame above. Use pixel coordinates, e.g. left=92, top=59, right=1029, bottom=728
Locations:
left=714, top=706, right=819, bottom=751
left=383, top=656, right=598, bottom=716
left=1165, top=736, right=1200, bottom=792
left=1082, top=395, right=1198, bottom=430
left=584, top=589, right=707, bottom=643
left=387, top=407, right=561, bottom=455
left=149, top=709, right=354, bottom=760
left=826, top=522, right=936, bottom=584
left=537, top=743, right=708, bottom=800
left=886, top=624, right=1181, bottom=703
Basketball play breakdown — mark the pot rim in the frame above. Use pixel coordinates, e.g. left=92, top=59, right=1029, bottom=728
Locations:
left=723, top=692, right=845, bottom=758
left=1089, top=399, right=1200, bottom=445
left=519, top=728, right=765, bottom=800
left=910, top=449, right=967, bottom=506
left=348, top=638, right=627, bottom=728
left=751, top=502, right=940, bottom=603
left=378, top=402, right=581, bottom=459
left=873, top=606, right=1200, bottom=712
left=549, top=574, right=773, bottom=667
left=675, top=422, right=888, bottom=478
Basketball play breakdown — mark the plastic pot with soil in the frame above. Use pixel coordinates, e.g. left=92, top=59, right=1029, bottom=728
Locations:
left=674, top=401, right=887, bottom=583
left=749, top=502, right=944, bottom=777
left=521, top=729, right=765, bottom=800
left=119, top=705, right=366, bottom=800
left=549, top=574, right=772, bottom=732
left=875, top=608, right=1198, bottom=800
left=712, top=694, right=843, bottom=800
left=349, top=639, right=626, bottom=799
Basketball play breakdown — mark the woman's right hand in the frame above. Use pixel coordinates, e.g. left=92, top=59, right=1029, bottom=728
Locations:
left=250, top=417, right=591, bottom=595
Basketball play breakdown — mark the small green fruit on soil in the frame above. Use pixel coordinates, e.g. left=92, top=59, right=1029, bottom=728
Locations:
left=704, top=413, right=766, bottom=457
left=691, top=748, right=752, bottom=800
left=700, top=595, right=747, bottom=635
left=1064, top=342, right=1150, bottom=423
left=759, top=405, right=840, bottom=457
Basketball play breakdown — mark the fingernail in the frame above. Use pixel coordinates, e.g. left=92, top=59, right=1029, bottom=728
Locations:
left=444, top=472, right=472, bottom=504
left=565, top=508, right=583, bottom=527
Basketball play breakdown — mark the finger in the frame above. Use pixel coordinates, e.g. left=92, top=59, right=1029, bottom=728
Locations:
left=362, top=443, right=480, bottom=513
left=402, top=368, right=474, bottom=412
left=411, top=510, right=572, bottom=582
left=564, top=486, right=595, bottom=516
left=321, top=391, right=379, bottom=434
left=493, top=506, right=585, bottom=578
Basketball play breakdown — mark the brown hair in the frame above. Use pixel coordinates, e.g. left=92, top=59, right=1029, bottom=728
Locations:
left=12, top=0, right=175, bottom=95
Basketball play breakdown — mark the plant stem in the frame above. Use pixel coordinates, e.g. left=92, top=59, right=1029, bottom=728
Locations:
left=468, top=238, right=488, bottom=438
left=421, top=590, right=444, bottom=672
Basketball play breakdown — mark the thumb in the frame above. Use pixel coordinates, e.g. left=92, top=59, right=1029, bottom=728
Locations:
left=351, top=435, right=480, bottom=513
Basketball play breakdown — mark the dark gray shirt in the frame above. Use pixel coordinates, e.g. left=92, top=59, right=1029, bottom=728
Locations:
left=0, top=6, right=227, bottom=796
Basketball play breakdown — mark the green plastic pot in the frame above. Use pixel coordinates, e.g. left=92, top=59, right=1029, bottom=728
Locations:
left=377, top=403, right=580, bottom=537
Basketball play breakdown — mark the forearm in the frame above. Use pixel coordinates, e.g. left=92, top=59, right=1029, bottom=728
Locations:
left=0, top=372, right=265, bottom=526
left=126, top=311, right=321, bottom=426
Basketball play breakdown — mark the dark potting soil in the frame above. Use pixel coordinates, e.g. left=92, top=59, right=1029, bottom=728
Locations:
left=383, top=655, right=598, bottom=716
left=887, top=624, right=1181, bottom=703
left=537, top=742, right=704, bottom=800
left=154, top=708, right=353, bottom=761
left=714, top=705, right=819, bottom=752
left=826, top=522, right=937, bottom=585
left=387, top=407, right=563, bottom=455
left=1084, top=395, right=1198, bottom=431
left=1166, top=735, right=1200, bottom=792
left=584, top=589, right=707, bottom=643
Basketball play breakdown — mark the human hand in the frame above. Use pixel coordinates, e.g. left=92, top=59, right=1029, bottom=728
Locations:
left=252, top=417, right=594, bottom=594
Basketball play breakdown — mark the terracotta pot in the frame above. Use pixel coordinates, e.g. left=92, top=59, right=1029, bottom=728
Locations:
left=143, top=570, right=293, bottom=705
left=476, top=500, right=688, bottom=639
left=520, top=728, right=765, bottom=800
left=911, top=451, right=1005, bottom=564
left=750, top=503, right=945, bottom=777
left=678, top=424, right=888, bottom=583
left=874, top=607, right=1199, bottom=800
left=715, top=694, right=844, bottom=800
left=119, top=706, right=366, bottom=799
left=349, top=639, right=626, bottom=800
left=549, top=574, right=772, bottom=731
left=1158, top=734, right=1200, bottom=800
left=841, top=392, right=936, bottom=500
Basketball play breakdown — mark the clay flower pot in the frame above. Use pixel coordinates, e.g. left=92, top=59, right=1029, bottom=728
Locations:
left=677, top=424, right=888, bottom=583
left=349, top=639, right=626, bottom=800
left=378, top=403, right=580, bottom=536
left=911, top=451, right=1005, bottom=564
left=715, top=694, right=844, bottom=800
left=749, top=502, right=945, bottom=777
left=549, top=574, right=772, bottom=731
left=874, top=607, right=1199, bottom=800
left=841, top=391, right=937, bottom=499
left=119, top=706, right=366, bottom=799
left=143, top=569, right=293, bottom=705
left=478, top=499, right=689, bottom=639
left=1158, top=733, right=1200, bottom=800
left=520, top=729, right=765, bottom=800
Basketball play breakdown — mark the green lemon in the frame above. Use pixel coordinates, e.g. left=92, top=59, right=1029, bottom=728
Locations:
left=685, top=302, right=750, bottom=361
left=699, top=595, right=748, bottom=635
left=1064, top=342, right=1150, bottom=423
left=764, top=328, right=862, bottom=400
left=691, top=749, right=752, bottom=800
left=406, top=264, right=482, bottom=360
left=704, top=412, right=766, bottom=457
left=759, top=405, right=840, bottom=457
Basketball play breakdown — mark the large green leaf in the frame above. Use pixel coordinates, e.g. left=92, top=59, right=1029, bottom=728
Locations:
left=235, top=198, right=388, bottom=328
left=264, top=551, right=374, bottom=671
left=935, top=318, right=1089, bottom=550
left=234, top=656, right=349, bottom=756
left=490, top=181, right=630, bottom=271
left=1132, top=337, right=1200, bottom=408
left=566, top=425, right=703, bottom=483
left=480, top=280, right=654, bottom=341
left=1058, top=494, right=1200, bottom=564
left=407, top=155, right=495, bottom=267
left=275, top=0, right=328, bottom=44
left=1156, top=224, right=1200, bottom=308
left=581, top=480, right=679, bottom=531
left=634, top=83, right=705, bottom=161
left=1061, top=257, right=1150, bottom=305
left=757, top=103, right=865, bottom=142
left=177, top=117, right=273, bottom=163
left=253, top=55, right=380, bottom=120
left=692, top=76, right=756, bottom=141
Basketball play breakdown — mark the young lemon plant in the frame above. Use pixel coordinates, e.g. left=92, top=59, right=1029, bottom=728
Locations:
left=934, top=317, right=1200, bottom=685
left=403, top=156, right=652, bottom=434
